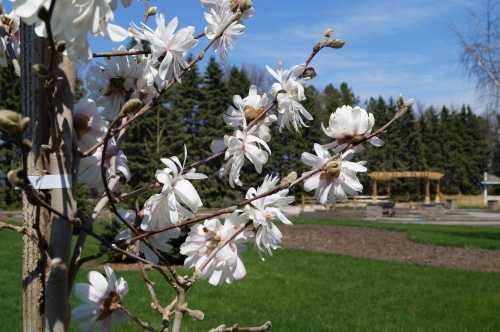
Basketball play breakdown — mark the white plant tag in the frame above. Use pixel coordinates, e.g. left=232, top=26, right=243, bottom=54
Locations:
left=28, top=175, right=72, bottom=189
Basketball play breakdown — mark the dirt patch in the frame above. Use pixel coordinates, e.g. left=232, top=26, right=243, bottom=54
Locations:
left=281, top=225, right=500, bottom=272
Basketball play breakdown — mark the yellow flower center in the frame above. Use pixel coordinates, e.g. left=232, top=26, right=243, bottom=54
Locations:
left=97, top=291, right=121, bottom=321
left=243, top=105, right=265, bottom=122
left=321, top=160, right=341, bottom=182
left=1, top=16, right=14, bottom=33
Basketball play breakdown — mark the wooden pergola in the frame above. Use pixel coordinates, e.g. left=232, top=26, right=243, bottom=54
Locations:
left=368, top=171, right=445, bottom=204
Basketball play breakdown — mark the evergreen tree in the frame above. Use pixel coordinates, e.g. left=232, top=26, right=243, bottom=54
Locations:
left=0, top=65, right=21, bottom=209
left=226, top=66, right=251, bottom=98
left=196, top=57, right=241, bottom=206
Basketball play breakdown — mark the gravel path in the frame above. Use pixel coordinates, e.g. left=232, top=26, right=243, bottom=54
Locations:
left=281, top=225, right=500, bottom=272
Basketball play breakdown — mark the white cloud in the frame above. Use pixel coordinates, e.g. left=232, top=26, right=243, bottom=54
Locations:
left=229, top=1, right=483, bottom=108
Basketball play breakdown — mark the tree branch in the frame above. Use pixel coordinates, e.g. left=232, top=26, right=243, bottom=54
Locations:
left=0, top=219, right=25, bottom=234
left=209, top=321, right=272, bottom=332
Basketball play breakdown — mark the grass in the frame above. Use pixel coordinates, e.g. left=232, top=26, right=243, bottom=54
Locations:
left=2, top=231, right=500, bottom=331
left=294, top=218, right=500, bottom=250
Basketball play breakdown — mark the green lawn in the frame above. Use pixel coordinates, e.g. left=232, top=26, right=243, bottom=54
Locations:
left=295, top=217, right=500, bottom=250
left=2, top=230, right=500, bottom=331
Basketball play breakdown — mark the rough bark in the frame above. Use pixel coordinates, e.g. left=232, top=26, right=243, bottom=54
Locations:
left=21, top=23, right=51, bottom=332
left=44, top=53, right=76, bottom=332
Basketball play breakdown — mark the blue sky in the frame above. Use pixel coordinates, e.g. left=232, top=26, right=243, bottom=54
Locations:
left=41, top=1, right=492, bottom=109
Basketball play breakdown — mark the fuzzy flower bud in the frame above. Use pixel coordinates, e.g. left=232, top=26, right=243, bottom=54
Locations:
left=280, top=171, right=298, bottom=186
left=300, top=67, right=317, bottom=80
left=231, top=0, right=253, bottom=13
left=324, top=28, right=333, bottom=38
left=7, top=168, right=23, bottom=187
left=325, top=39, right=345, bottom=49
left=147, top=6, right=157, bottom=17
left=32, top=64, right=50, bottom=78
left=397, top=95, right=414, bottom=111
left=0, top=110, right=30, bottom=137
left=119, top=98, right=143, bottom=117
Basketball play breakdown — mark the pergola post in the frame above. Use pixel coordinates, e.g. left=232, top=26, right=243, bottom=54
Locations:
left=435, top=180, right=441, bottom=203
left=483, top=172, right=488, bottom=207
left=424, top=177, right=431, bottom=204
left=371, top=179, right=377, bottom=197
left=385, top=182, right=391, bottom=196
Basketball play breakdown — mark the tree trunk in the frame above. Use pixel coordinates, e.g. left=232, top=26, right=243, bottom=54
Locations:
left=21, top=23, right=50, bottom=332
left=20, top=23, right=76, bottom=331
left=44, top=55, right=76, bottom=332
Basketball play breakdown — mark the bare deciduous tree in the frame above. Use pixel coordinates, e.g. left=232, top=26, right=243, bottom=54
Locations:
left=456, top=0, right=500, bottom=113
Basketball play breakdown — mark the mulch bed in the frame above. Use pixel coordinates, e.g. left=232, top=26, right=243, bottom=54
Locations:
left=281, top=225, right=500, bottom=272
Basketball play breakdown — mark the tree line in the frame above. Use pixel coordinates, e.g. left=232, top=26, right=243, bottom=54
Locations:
left=0, top=58, right=497, bottom=208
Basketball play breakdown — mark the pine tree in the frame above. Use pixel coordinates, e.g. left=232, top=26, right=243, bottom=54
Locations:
left=0, top=65, right=21, bottom=209
left=196, top=57, right=242, bottom=206
left=226, top=66, right=251, bottom=98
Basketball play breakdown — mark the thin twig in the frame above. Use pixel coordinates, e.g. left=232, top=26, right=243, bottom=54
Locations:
left=140, top=264, right=163, bottom=314
left=92, top=49, right=151, bottom=58
left=0, top=219, right=25, bottom=233
left=209, top=321, right=272, bottom=332
left=196, top=220, right=252, bottom=278
left=131, top=104, right=411, bottom=243
left=119, top=305, right=158, bottom=332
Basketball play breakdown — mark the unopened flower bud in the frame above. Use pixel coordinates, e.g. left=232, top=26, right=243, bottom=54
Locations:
left=231, top=0, right=253, bottom=13
left=300, top=67, right=317, bottom=80
left=325, top=39, right=345, bottom=49
left=7, top=168, right=23, bottom=187
left=324, top=28, right=333, bottom=39
left=119, top=98, right=143, bottom=117
left=147, top=6, right=157, bottom=17
left=397, top=96, right=414, bottom=111
left=0, top=110, right=30, bottom=137
left=185, top=308, right=205, bottom=321
left=32, top=63, right=50, bottom=78
left=280, top=171, right=298, bottom=186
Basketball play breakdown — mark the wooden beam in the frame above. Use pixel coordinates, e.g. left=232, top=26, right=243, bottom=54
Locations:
left=368, top=171, right=444, bottom=181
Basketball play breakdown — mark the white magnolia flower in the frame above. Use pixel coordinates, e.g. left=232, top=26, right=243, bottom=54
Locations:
left=204, top=4, right=245, bottom=59
left=12, top=0, right=129, bottom=61
left=78, top=141, right=130, bottom=195
left=0, top=10, right=20, bottom=67
left=200, top=0, right=228, bottom=11
left=322, top=105, right=383, bottom=147
left=245, top=175, right=294, bottom=255
left=266, top=63, right=312, bottom=131
left=130, top=14, right=198, bottom=81
left=114, top=208, right=181, bottom=264
left=155, top=147, right=207, bottom=224
left=180, top=212, right=250, bottom=286
left=224, top=85, right=276, bottom=142
left=211, top=129, right=271, bottom=188
left=301, top=144, right=367, bottom=204
left=86, top=46, right=148, bottom=120
left=74, top=98, right=108, bottom=152
left=72, top=265, right=128, bottom=331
